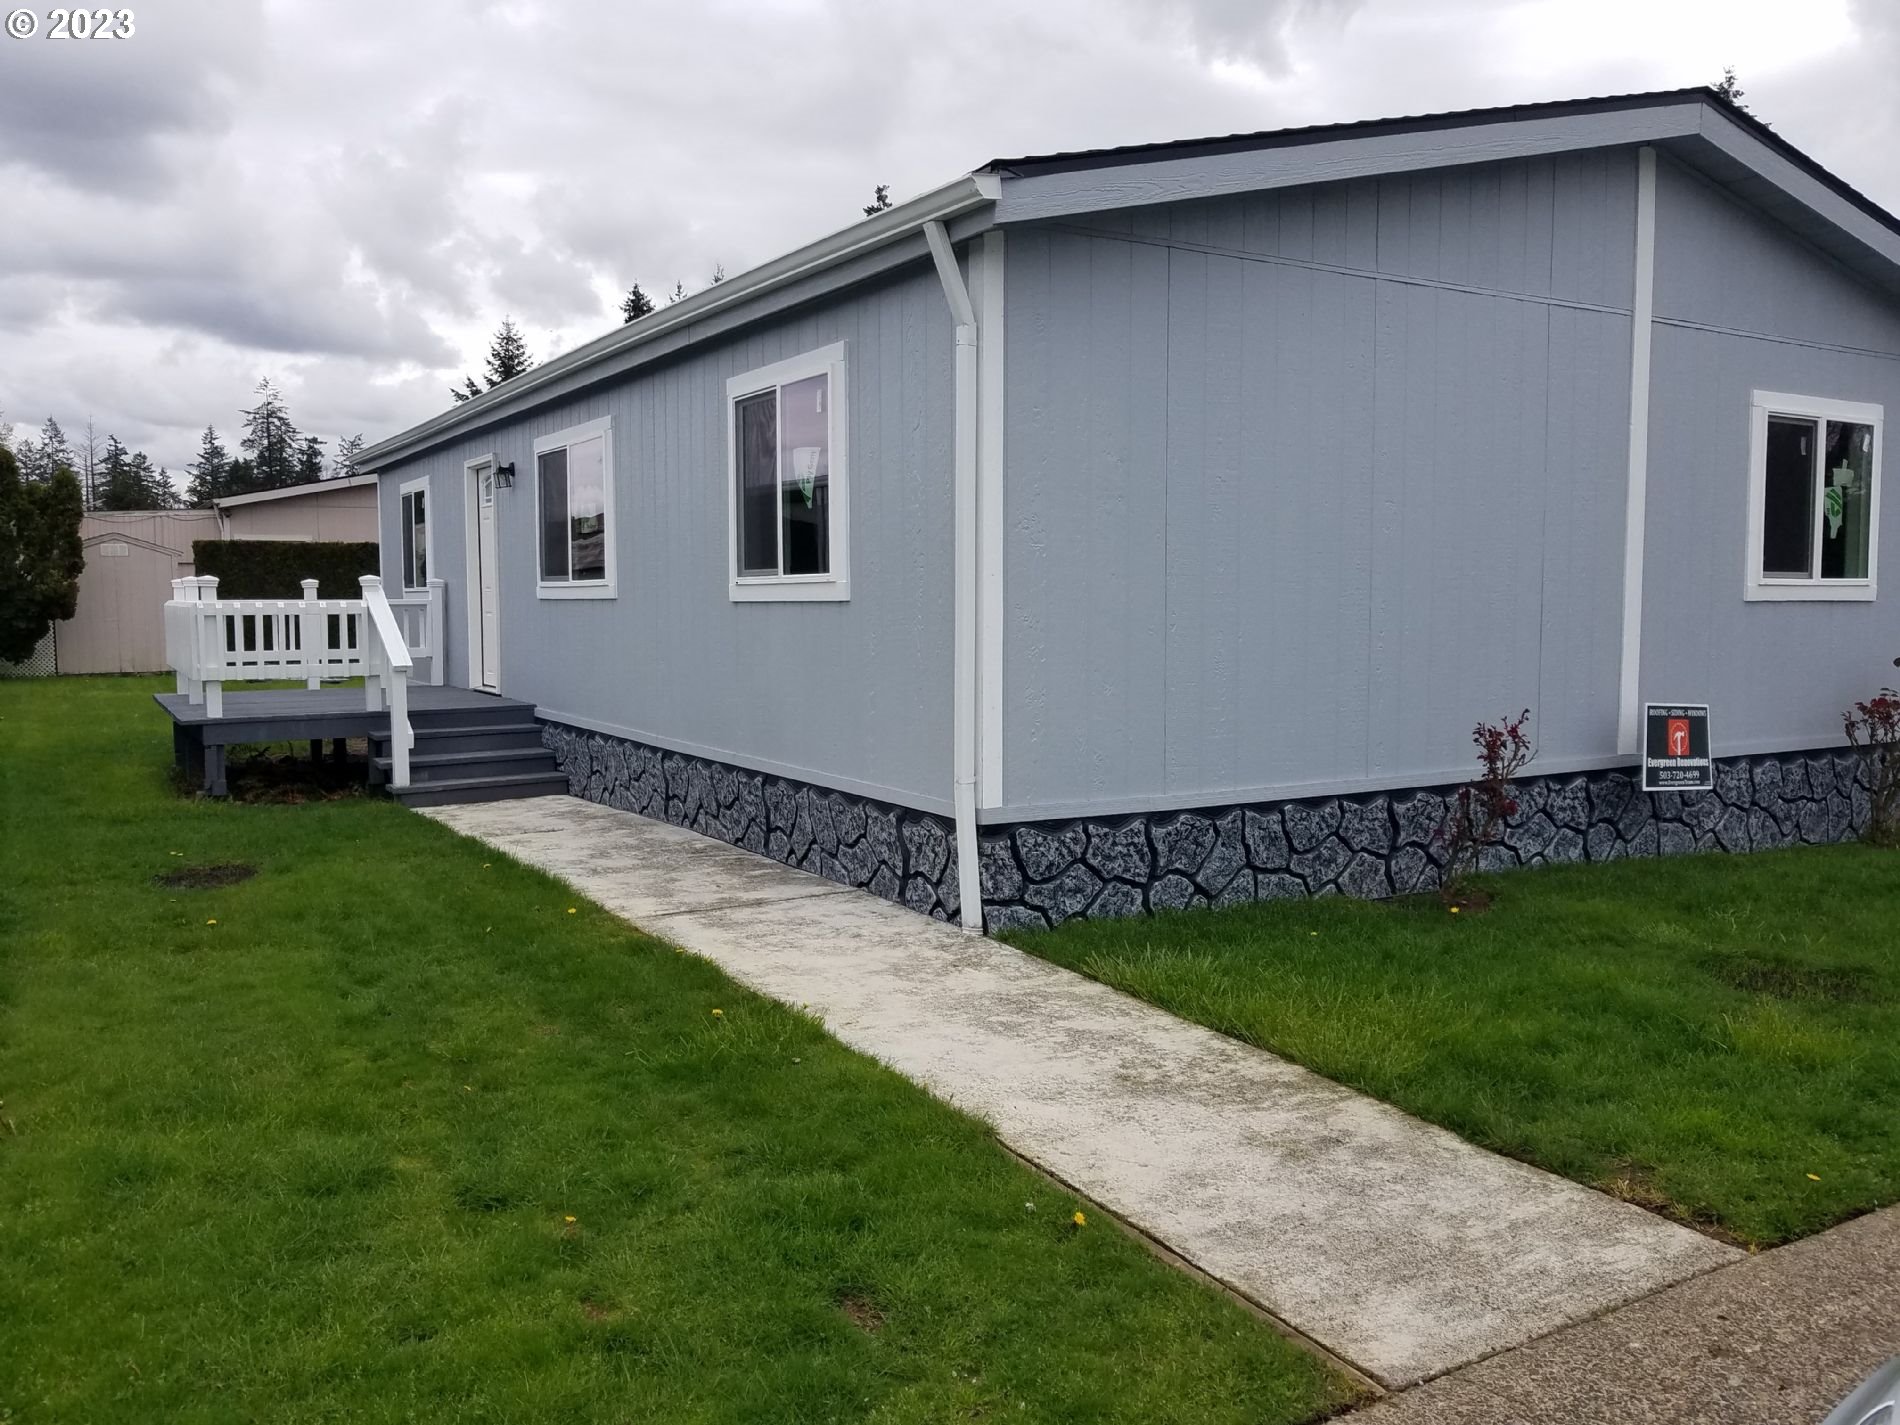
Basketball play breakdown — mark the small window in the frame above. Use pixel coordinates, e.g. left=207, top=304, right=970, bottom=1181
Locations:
left=727, top=343, right=849, bottom=601
left=1747, top=392, right=1881, bottom=601
left=534, top=416, right=615, bottom=599
left=398, top=478, right=430, bottom=590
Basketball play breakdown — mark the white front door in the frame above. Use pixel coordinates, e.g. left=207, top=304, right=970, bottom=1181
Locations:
left=474, top=463, right=500, bottom=691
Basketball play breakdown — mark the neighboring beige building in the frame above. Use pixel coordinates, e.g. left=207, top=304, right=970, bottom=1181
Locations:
left=213, top=473, right=379, bottom=542
left=56, top=510, right=220, bottom=674
left=38, top=479, right=381, bottom=675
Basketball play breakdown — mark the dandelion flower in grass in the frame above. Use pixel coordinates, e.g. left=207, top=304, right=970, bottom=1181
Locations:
left=711, top=1008, right=724, bottom=1018
left=564, top=1215, right=577, bottom=1224
left=206, top=918, right=218, bottom=926
left=1807, top=1173, right=1822, bottom=1182
left=1072, top=1211, right=1087, bottom=1227
left=1448, top=906, right=1460, bottom=915
left=567, top=907, right=577, bottom=915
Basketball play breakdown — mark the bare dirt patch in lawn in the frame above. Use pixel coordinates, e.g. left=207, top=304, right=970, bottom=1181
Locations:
left=836, top=1292, right=885, bottom=1333
left=155, top=863, right=257, bottom=890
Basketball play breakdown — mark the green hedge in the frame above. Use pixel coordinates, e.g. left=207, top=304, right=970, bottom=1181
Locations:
left=191, top=540, right=381, bottom=599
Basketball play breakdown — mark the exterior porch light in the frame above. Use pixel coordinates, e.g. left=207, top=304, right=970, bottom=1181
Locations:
left=494, top=462, right=515, bottom=489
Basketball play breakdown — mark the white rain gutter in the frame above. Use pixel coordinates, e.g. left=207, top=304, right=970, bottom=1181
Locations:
left=924, top=219, right=985, bottom=933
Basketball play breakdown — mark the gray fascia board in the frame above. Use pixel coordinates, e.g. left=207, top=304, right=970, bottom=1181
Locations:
left=358, top=175, right=997, bottom=472
left=991, top=100, right=1706, bottom=223
left=1667, top=106, right=1900, bottom=299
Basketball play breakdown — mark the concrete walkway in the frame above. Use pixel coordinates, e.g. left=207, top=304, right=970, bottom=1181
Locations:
left=422, top=796, right=1738, bottom=1389
left=1349, top=1204, right=1900, bottom=1424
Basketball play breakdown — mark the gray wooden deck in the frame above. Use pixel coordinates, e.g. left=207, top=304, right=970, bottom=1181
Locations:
left=155, top=685, right=537, bottom=796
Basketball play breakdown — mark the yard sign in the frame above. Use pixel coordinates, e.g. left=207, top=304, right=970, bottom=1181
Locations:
left=1642, top=703, right=1714, bottom=792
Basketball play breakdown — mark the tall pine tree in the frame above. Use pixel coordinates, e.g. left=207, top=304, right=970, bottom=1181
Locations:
left=296, top=433, right=326, bottom=485
left=185, top=426, right=229, bottom=507
left=94, top=435, right=136, bottom=510
left=620, top=284, right=655, bottom=323
left=332, top=433, right=366, bottom=479
left=16, top=417, right=73, bottom=485
left=240, top=379, right=301, bottom=490
left=485, top=318, right=533, bottom=387
left=451, top=318, right=536, bottom=402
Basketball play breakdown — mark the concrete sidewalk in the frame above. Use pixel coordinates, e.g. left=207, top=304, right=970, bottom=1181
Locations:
left=422, top=795, right=1738, bottom=1389
left=1350, top=1204, right=1900, bottom=1424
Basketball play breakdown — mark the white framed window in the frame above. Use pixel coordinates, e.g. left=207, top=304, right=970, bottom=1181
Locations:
left=398, top=476, right=431, bottom=590
left=534, top=415, right=615, bottom=600
left=726, top=341, right=849, bottom=602
left=1746, top=391, right=1881, bottom=602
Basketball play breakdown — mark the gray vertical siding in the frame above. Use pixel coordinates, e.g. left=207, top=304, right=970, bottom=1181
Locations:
left=1642, top=156, right=1900, bottom=753
left=1002, top=153, right=1639, bottom=817
left=375, top=264, right=956, bottom=811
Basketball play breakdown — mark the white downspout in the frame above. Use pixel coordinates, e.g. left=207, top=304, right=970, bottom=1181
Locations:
left=925, top=219, right=985, bottom=934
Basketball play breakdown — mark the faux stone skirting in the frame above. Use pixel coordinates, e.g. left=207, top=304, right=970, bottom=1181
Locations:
left=541, top=723, right=962, bottom=923
left=542, top=724, right=1872, bottom=937
left=976, top=748, right=1876, bottom=934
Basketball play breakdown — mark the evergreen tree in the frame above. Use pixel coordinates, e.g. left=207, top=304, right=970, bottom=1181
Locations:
left=620, top=283, right=655, bottom=324
left=239, top=379, right=300, bottom=489
left=332, top=433, right=366, bottom=479
left=296, top=433, right=327, bottom=484
left=485, top=318, right=533, bottom=387
left=708, top=263, right=726, bottom=286
left=0, top=443, right=84, bottom=663
left=185, top=426, right=229, bottom=507
left=451, top=318, right=536, bottom=402
left=223, top=457, right=258, bottom=495
left=94, top=434, right=137, bottom=510
left=863, top=184, right=892, bottom=217
left=666, top=281, right=688, bottom=305
left=1714, top=66, right=1746, bottom=110
left=16, top=417, right=73, bottom=485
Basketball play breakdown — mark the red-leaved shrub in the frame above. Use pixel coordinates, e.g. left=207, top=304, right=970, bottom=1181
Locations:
left=1438, top=709, right=1535, bottom=904
left=1844, top=660, right=1900, bottom=847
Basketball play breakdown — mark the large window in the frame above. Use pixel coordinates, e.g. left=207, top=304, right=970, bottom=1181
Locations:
left=534, top=416, right=615, bottom=599
left=1747, top=392, right=1881, bottom=601
left=398, top=477, right=429, bottom=590
left=727, top=342, right=849, bottom=601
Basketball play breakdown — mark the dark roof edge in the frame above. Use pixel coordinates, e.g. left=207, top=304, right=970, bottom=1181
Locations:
left=984, top=87, right=1900, bottom=246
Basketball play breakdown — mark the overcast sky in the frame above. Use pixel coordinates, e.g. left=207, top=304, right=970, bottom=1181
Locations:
left=1, top=0, right=1895, bottom=482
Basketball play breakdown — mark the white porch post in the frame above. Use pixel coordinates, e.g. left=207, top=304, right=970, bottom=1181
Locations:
left=299, top=579, right=321, bottom=689
left=197, top=576, right=223, bottom=718
left=426, top=576, right=447, bottom=686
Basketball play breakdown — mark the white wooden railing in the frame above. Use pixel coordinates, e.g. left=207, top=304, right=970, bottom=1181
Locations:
left=163, top=574, right=445, bottom=789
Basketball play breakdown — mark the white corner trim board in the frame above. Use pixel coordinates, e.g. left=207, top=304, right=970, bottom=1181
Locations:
left=975, top=229, right=1006, bottom=813
left=1617, top=145, right=1657, bottom=757
left=925, top=219, right=985, bottom=934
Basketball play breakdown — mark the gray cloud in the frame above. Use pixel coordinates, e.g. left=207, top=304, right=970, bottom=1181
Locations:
left=1, top=0, right=1895, bottom=485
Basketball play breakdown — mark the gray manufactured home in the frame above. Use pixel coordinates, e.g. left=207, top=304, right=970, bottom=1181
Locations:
left=359, top=88, right=1900, bottom=930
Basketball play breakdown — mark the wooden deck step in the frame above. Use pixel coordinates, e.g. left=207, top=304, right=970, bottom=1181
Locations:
left=389, top=770, right=572, bottom=808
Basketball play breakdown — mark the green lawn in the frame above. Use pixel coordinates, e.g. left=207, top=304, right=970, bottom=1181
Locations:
left=0, top=677, right=1353, bottom=1425
left=1006, top=847, right=1900, bottom=1248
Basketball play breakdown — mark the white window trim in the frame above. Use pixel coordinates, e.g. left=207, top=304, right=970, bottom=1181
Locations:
left=533, top=415, right=617, bottom=600
left=398, top=475, right=432, bottom=592
left=1745, top=390, right=1882, bottom=602
left=726, top=341, right=850, bottom=603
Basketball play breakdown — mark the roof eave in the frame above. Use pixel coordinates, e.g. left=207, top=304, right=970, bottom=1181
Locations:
left=357, top=172, right=1000, bottom=473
